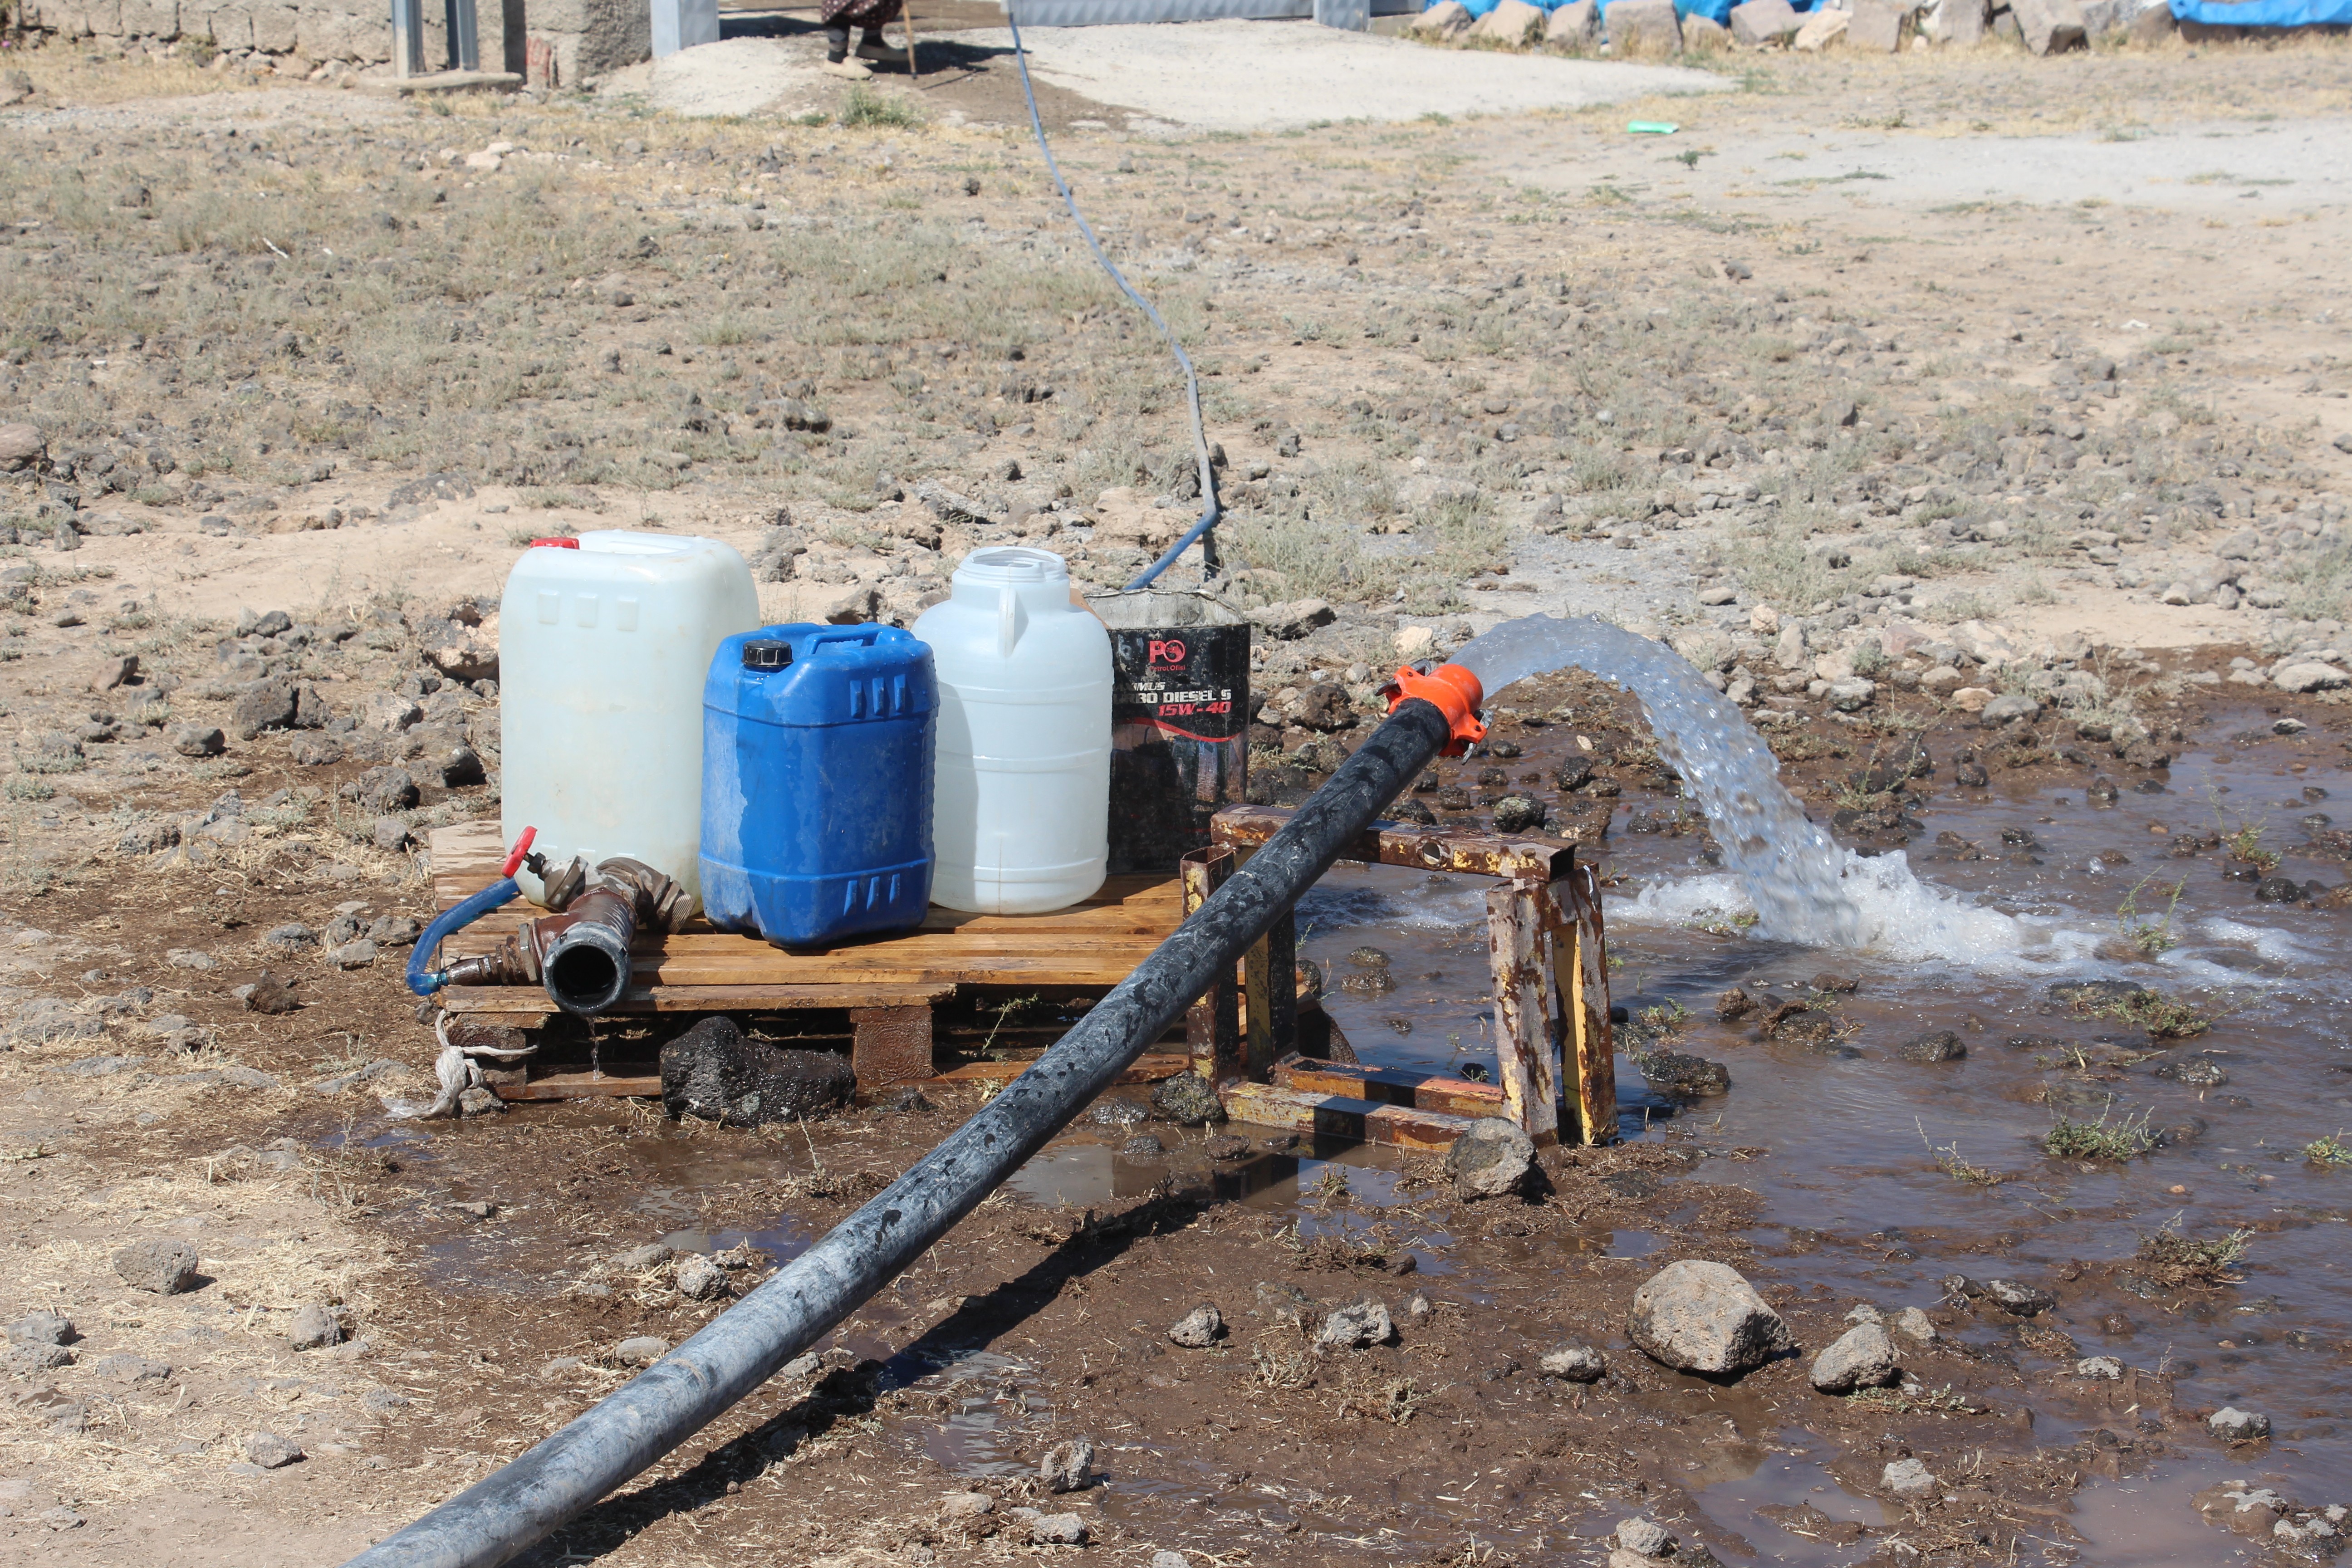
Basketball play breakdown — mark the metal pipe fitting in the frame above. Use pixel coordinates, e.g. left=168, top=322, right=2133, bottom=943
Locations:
left=437, top=857, right=691, bottom=1017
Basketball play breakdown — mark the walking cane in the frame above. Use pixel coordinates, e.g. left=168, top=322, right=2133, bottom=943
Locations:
left=902, top=0, right=921, bottom=78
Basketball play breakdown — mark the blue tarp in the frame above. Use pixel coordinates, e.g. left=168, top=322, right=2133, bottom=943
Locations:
left=1431, top=0, right=1817, bottom=20
left=1585, top=0, right=1743, bottom=23
left=2170, top=0, right=2352, bottom=22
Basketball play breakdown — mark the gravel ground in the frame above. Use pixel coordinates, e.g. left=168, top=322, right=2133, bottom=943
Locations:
left=0, top=26, right=2351, bottom=1568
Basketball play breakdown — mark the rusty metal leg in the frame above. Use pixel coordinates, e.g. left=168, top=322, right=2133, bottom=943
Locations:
left=1486, top=879, right=1560, bottom=1146
left=849, top=1005, right=933, bottom=1098
left=1242, top=904, right=1295, bottom=1083
left=1181, top=846, right=1241, bottom=1083
left=1551, top=866, right=1619, bottom=1145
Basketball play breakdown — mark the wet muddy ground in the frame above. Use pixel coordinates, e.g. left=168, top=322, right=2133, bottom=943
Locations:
left=10, top=656, right=2347, bottom=1568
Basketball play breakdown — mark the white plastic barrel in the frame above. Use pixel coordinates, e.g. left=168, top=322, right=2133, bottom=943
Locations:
left=499, top=530, right=759, bottom=911
left=913, top=547, right=1112, bottom=915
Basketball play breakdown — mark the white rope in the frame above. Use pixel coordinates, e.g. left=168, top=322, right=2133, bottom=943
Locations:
left=438, top=1010, right=538, bottom=1062
left=381, top=1044, right=480, bottom=1120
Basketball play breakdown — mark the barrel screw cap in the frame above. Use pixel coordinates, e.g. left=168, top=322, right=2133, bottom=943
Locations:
left=742, top=640, right=793, bottom=671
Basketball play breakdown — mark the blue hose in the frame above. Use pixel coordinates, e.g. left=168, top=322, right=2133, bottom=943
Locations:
left=1006, top=6, right=1221, bottom=592
left=406, top=876, right=519, bottom=996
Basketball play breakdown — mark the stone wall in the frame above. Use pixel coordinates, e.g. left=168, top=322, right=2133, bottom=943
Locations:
left=18, top=0, right=643, bottom=86
left=523, top=0, right=647, bottom=86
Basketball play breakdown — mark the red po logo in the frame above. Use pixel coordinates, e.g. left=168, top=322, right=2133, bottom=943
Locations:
left=1147, top=638, right=1188, bottom=667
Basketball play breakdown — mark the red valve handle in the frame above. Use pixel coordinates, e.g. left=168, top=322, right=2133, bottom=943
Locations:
left=501, top=826, right=538, bottom=879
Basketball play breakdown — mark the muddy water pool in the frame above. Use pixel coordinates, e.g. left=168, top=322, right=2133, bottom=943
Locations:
left=1277, top=707, right=2352, bottom=1558
left=976, top=700, right=2351, bottom=1560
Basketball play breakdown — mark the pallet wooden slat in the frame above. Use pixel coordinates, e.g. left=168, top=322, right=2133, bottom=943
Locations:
left=441, top=981, right=956, bottom=1016
left=929, top=1053, right=1189, bottom=1087
left=1272, top=1056, right=1504, bottom=1118
left=432, top=823, right=1174, bottom=930
left=494, top=1072, right=663, bottom=1102
left=429, top=819, right=1189, bottom=1100
left=427, top=822, right=1182, bottom=1001
left=1219, top=1082, right=1482, bottom=1153
left=1212, top=804, right=1583, bottom=882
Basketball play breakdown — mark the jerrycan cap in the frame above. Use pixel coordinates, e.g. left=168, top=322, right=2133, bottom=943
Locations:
left=956, top=545, right=1068, bottom=584
left=741, top=639, right=793, bottom=671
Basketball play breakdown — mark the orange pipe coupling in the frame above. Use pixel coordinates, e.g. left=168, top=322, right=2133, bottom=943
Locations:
left=1384, top=663, right=1487, bottom=756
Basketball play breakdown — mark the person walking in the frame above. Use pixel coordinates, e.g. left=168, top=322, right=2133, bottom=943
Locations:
left=821, top=0, right=910, bottom=78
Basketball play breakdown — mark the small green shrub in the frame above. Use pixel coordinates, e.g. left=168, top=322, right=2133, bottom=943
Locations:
left=2303, top=1132, right=2352, bottom=1168
left=2135, top=1221, right=2250, bottom=1287
left=2071, top=988, right=2209, bottom=1040
left=839, top=83, right=922, bottom=130
left=2045, top=1108, right=2154, bottom=1161
left=2116, top=877, right=2185, bottom=956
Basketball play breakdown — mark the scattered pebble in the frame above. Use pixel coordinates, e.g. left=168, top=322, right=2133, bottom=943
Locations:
left=112, top=1237, right=201, bottom=1294
left=286, top=1303, right=344, bottom=1352
left=675, top=1255, right=728, bottom=1302
left=4, top=1311, right=74, bottom=1346
left=243, top=1431, right=305, bottom=1469
left=2210, top=1407, right=2272, bottom=1443
left=1810, top=1322, right=1901, bottom=1393
left=1616, top=1517, right=1675, bottom=1559
left=1883, top=1457, right=1936, bottom=1497
left=1539, top=1343, right=1606, bottom=1382
left=1167, top=1304, right=1223, bottom=1348
left=1039, top=1436, right=1097, bottom=1493
left=1315, top=1298, right=1394, bottom=1351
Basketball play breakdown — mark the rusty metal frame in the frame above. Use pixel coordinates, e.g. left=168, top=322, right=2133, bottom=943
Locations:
left=1208, top=804, right=1617, bottom=1147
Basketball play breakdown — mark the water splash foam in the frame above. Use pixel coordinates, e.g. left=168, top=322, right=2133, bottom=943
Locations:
left=1609, top=858, right=2106, bottom=970
left=1450, top=614, right=2034, bottom=955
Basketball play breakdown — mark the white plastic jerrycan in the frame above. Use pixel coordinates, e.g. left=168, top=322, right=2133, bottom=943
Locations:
left=500, top=530, right=759, bottom=910
left=913, top=547, right=1112, bottom=915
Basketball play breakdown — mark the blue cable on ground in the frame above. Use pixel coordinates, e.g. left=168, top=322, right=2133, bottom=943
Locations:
left=1006, top=5, right=1221, bottom=592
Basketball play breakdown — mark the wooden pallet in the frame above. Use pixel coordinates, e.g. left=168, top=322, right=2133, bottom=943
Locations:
left=490, top=1053, right=1196, bottom=1105
left=431, top=802, right=1617, bottom=1154
left=429, top=821, right=1184, bottom=1097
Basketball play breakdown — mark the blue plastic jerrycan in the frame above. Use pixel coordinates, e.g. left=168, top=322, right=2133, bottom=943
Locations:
left=700, top=623, right=937, bottom=946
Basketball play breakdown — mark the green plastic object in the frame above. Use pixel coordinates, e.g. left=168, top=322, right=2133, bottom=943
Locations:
left=1627, top=121, right=1681, bottom=135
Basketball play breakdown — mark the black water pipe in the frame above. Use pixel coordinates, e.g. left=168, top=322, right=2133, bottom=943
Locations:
left=340, top=693, right=1464, bottom=1568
